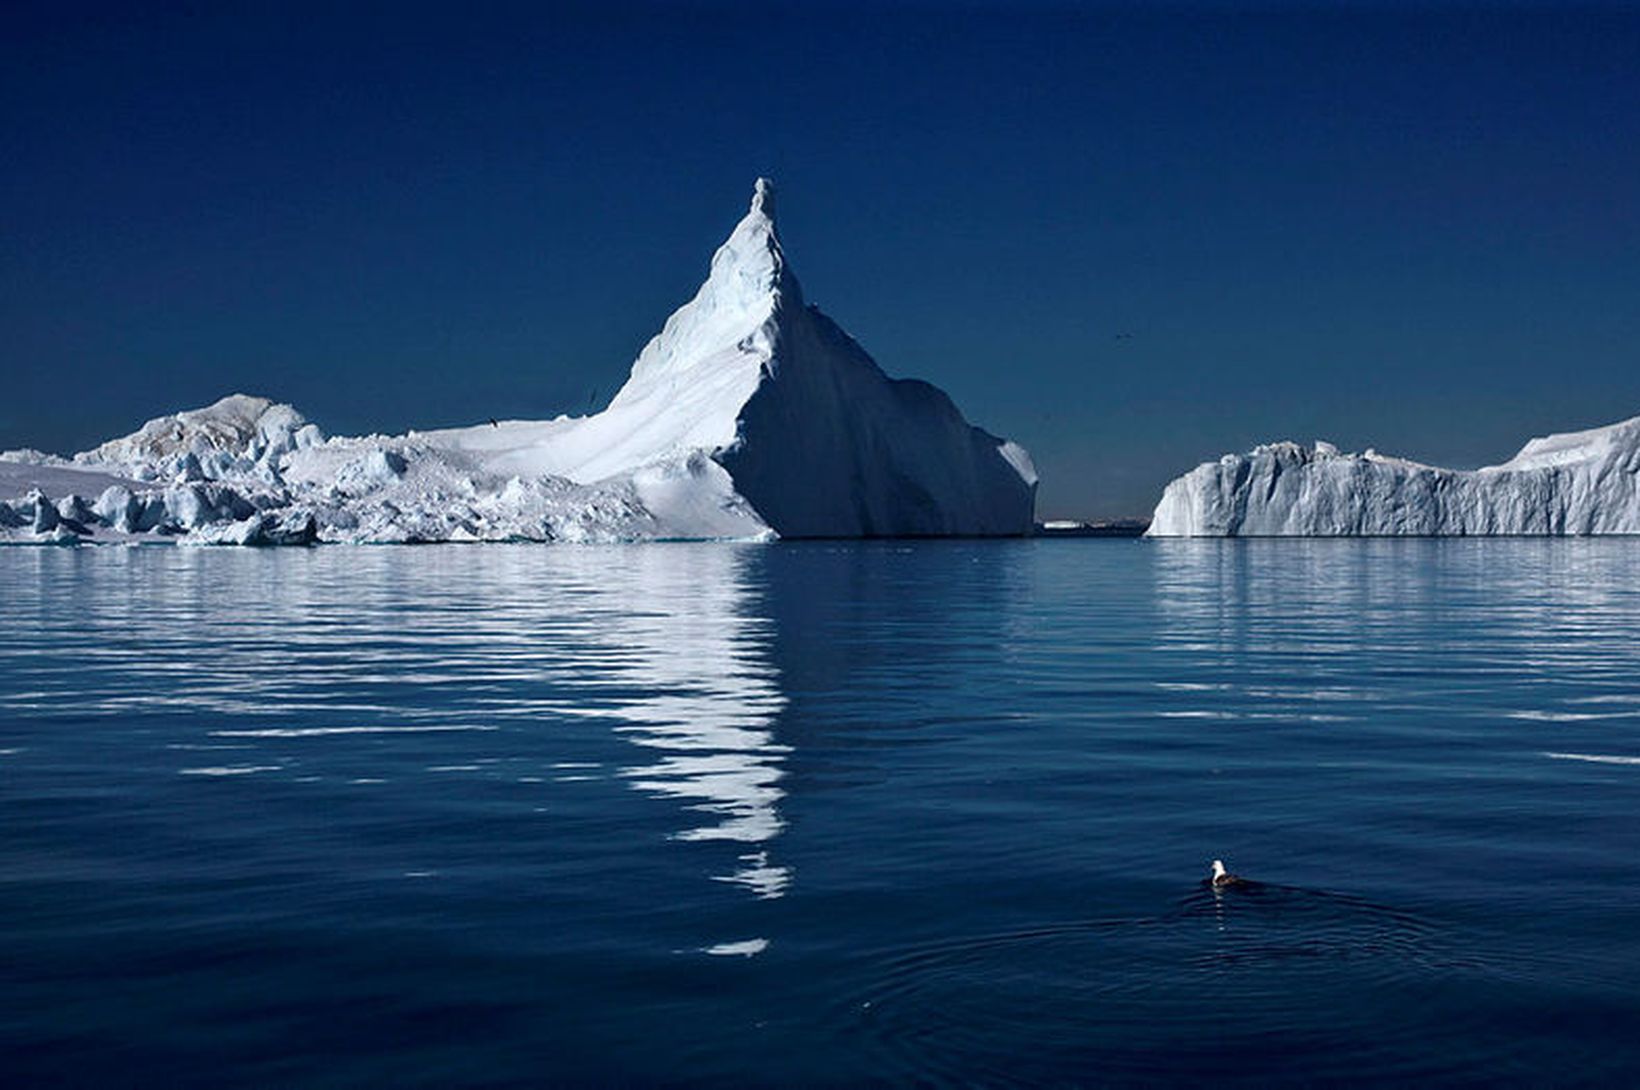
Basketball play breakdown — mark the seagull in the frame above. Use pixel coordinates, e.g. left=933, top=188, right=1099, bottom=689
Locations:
left=1209, top=859, right=1247, bottom=889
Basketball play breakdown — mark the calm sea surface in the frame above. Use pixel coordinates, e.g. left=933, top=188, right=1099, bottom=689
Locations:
left=4, top=540, right=1640, bottom=1086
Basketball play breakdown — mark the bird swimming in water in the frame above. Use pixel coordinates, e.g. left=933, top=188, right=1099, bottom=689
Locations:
left=1209, top=859, right=1247, bottom=888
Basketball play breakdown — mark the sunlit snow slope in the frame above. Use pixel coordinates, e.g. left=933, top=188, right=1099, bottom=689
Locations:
left=1147, top=416, right=1640, bottom=536
left=0, top=180, right=1036, bottom=545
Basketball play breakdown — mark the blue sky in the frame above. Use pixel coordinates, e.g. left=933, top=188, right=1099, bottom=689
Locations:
left=4, top=2, right=1638, bottom=517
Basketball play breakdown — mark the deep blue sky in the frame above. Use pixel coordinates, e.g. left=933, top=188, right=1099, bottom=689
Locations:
left=4, top=2, right=1638, bottom=518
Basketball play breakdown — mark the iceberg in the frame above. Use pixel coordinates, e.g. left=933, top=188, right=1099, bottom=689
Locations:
left=1147, top=415, right=1640, bottom=536
left=1, top=180, right=1036, bottom=545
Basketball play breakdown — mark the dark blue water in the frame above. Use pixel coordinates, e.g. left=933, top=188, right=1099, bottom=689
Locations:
left=4, top=540, right=1640, bottom=1086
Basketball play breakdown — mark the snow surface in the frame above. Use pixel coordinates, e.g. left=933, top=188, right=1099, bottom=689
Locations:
left=1147, top=415, right=1640, bottom=536
left=1, top=180, right=1035, bottom=546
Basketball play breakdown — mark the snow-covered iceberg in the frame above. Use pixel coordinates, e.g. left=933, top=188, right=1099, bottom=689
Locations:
left=1147, top=415, right=1640, bottom=536
left=1, top=180, right=1036, bottom=546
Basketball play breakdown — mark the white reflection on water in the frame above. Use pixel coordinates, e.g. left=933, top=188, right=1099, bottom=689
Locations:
left=542, top=546, right=793, bottom=899
left=178, top=765, right=283, bottom=776
left=1149, top=539, right=1640, bottom=727
left=1543, top=752, right=1640, bottom=766
left=0, top=544, right=792, bottom=902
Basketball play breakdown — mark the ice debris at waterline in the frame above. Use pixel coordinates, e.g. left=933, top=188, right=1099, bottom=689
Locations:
left=0, top=181, right=1036, bottom=546
left=1147, top=415, right=1640, bottom=536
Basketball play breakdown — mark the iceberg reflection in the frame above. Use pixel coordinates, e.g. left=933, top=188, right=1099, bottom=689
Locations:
left=1148, top=539, right=1640, bottom=726
left=548, top=545, right=793, bottom=900
left=2, top=544, right=794, bottom=907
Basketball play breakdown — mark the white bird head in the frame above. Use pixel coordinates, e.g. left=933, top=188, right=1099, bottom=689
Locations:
left=1211, top=860, right=1227, bottom=879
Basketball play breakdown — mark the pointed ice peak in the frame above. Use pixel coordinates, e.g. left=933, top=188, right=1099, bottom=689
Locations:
left=614, top=179, right=800, bottom=400
left=726, top=177, right=779, bottom=249
left=702, top=176, right=797, bottom=307
left=751, top=177, right=776, bottom=219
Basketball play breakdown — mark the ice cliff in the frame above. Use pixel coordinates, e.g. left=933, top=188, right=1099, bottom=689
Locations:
left=1147, top=415, right=1640, bottom=536
left=0, top=180, right=1036, bottom=546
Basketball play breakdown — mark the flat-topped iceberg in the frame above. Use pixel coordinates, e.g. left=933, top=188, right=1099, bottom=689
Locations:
left=1, top=180, right=1036, bottom=546
left=1147, top=415, right=1640, bottom=536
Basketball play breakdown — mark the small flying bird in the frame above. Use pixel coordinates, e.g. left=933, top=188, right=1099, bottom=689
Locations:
left=1208, top=859, right=1248, bottom=889
left=1113, top=332, right=1135, bottom=341
left=489, top=418, right=499, bottom=428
